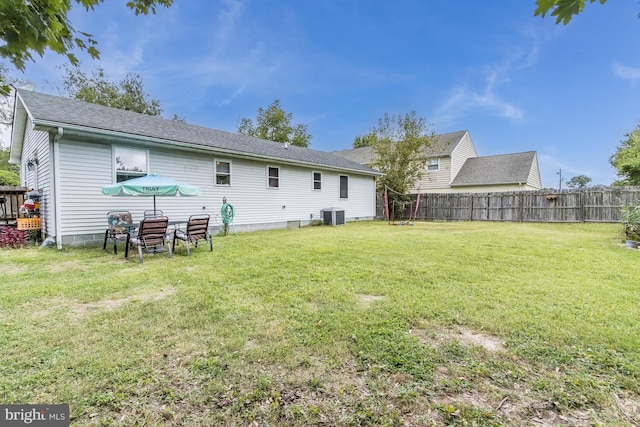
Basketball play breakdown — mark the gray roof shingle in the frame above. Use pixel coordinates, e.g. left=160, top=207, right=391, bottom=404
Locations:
left=17, top=90, right=380, bottom=175
left=450, top=151, right=537, bottom=186
left=331, top=130, right=469, bottom=164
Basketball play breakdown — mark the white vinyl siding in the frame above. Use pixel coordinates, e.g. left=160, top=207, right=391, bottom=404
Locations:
left=20, top=122, right=51, bottom=235
left=414, top=156, right=452, bottom=193
left=527, top=155, right=542, bottom=189
left=413, top=131, right=479, bottom=194
left=49, top=139, right=377, bottom=241
left=450, top=131, right=477, bottom=181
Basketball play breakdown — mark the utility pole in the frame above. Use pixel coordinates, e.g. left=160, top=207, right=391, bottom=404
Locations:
left=557, top=169, right=563, bottom=191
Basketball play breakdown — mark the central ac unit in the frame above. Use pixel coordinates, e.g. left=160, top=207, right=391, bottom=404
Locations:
left=321, top=208, right=345, bottom=226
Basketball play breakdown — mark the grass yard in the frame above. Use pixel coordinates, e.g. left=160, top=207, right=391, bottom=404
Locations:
left=1, top=221, right=639, bottom=426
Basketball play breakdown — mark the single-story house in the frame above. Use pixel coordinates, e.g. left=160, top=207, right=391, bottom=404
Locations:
left=9, top=90, right=382, bottom=248
left=332, top=130, right=542, bottom=193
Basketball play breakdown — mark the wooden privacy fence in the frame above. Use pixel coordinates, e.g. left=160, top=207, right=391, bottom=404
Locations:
left=376, top=187, right=640, bottom=223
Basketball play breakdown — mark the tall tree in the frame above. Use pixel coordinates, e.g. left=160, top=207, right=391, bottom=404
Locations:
left=0, top=145, right=20, bottom=185
left=0, top=146, right=19, bottom=174
left=566, top=174, right=592, bottom=189
left=610, top=123, right=640, bottom=185
left=369, top=111, right=435, bottom=197
left=0, top=0, right=173, bottom=95
left=62, top=66, right=162, bottom=116
left=352, top=132, right=377, bottom=149
left=238, top=99, right=311, bottom=148
left=534, top=0, right=607, bottom=25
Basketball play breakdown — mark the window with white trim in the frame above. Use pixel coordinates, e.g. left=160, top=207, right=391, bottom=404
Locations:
left=339, top=175, right=348, bottom=199
left=427, top=158, right=439, bottom=171
left=114, top=146, right=147, bottom=182
left=268, top=166, right=280, bottom=188
left=215, top=160, right=231, bottom=186
left=313, top=171, right=322, bottom=190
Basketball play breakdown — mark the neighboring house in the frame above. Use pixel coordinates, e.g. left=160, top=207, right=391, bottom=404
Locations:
left=450, top=151, right=541, bottom=192
left=9, top=90, right=382, bottom=248
left=332, top=130, right=541, bottom=193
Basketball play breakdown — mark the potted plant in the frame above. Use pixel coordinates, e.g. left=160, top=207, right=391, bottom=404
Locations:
left=621, top=202, right=640, bottom=248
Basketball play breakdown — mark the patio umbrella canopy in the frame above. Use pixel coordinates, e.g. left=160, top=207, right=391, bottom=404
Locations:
left=101, top=174, right=201, bottom=215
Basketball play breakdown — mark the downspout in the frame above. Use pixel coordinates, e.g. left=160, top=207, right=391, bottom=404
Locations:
left=52, top=127, right=63, bottom=249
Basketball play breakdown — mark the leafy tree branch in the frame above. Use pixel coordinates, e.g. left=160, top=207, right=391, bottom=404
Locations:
left=534, top=0, right=608, bottom=25
left=0, top=0, right=173, bottom=95
left=238, top=99, right=312, bottom=147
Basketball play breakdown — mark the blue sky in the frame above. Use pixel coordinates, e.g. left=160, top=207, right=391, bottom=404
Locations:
left=4, top=0, right=640, bottom=188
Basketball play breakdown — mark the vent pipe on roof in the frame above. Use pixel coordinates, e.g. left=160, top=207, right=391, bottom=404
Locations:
left=283, top=141, right=289, bottom=149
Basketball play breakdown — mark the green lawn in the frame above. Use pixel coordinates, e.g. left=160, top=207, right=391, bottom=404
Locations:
left=1, top=221, right=639, bottom=426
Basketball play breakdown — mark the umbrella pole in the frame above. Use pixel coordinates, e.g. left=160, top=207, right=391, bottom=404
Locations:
left=154, top=196, right=157, bottom=216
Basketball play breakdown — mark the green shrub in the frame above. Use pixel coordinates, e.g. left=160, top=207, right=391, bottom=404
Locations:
left=621, top=202, right=640, bottom=241
left=0, top=170, right=20, bottom=186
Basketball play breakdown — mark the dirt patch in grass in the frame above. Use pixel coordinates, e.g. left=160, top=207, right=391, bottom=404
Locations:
left=412, top=324, right=505, bottom=353
left=73, top=287, right=177, bottom=317
left=355, top=294, right=385, bottom=306
left=44, top=259, right=91, bottom=273
left=29, top=287, right=177, bottom=318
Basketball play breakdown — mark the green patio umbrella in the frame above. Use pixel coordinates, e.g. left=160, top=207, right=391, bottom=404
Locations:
left=101, top=174, right=201, bottom=215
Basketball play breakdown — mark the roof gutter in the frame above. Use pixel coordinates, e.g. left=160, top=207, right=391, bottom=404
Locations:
left=32, top=119, right=383, bottom=177
left=450, top=181, right=528, bottom=187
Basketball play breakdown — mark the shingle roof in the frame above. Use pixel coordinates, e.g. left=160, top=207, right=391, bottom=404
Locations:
left=450, top=151, right=537, bottom=186
left=331, top=130, right=469, bottom=164
left=17, top=90, right=380, bottom=175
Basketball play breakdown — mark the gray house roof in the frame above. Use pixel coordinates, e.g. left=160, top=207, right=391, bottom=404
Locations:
left=14, top=90, right=381, bottom=176
left=331, top=130, right=469, bottom=165
left=450, top=151, right=537, bottom=186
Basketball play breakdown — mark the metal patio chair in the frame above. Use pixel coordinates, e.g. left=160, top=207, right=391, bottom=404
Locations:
left=103, top=211, right=133, bottom=255
left=172, top=214, right=212, bottom=256
left=125, top=216, right=172, bottom=263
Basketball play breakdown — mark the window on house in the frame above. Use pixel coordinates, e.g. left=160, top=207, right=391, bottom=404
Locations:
left=339, top=175, right=348, bottom=199
left=268, top=166, right=279, bottom=188
left=427, top=158, right=439, bottom=171
left=114, top=147, right=147, bottom=182
left=215, top=160, right=231, bottom=186
left=313, top=171, right=322, bottom=190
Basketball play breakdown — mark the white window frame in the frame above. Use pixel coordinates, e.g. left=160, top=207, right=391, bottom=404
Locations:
left=267, top=166, right=280, bottom=189
left=339, top=175, right=348, bottom=199
left=214, top=159, right=232, bottom=186
left=312, top=171, right=322, bottom=191
left=113, top=146, right=148, bottom=183
left=427, top=158, right=440, bottom=171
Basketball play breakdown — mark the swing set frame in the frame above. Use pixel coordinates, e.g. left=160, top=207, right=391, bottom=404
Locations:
left=383, top=185, right=421, bottom=226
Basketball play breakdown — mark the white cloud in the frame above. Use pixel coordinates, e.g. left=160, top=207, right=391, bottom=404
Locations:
left=153, top=0, right=297, bottom=106
left=431, top=48, right=539, bottom=127
left=432, top=71, right=524, bottom=128
left=613, top=62, right=640, bottom=81
left=213, top=0, right=246, bottom=48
